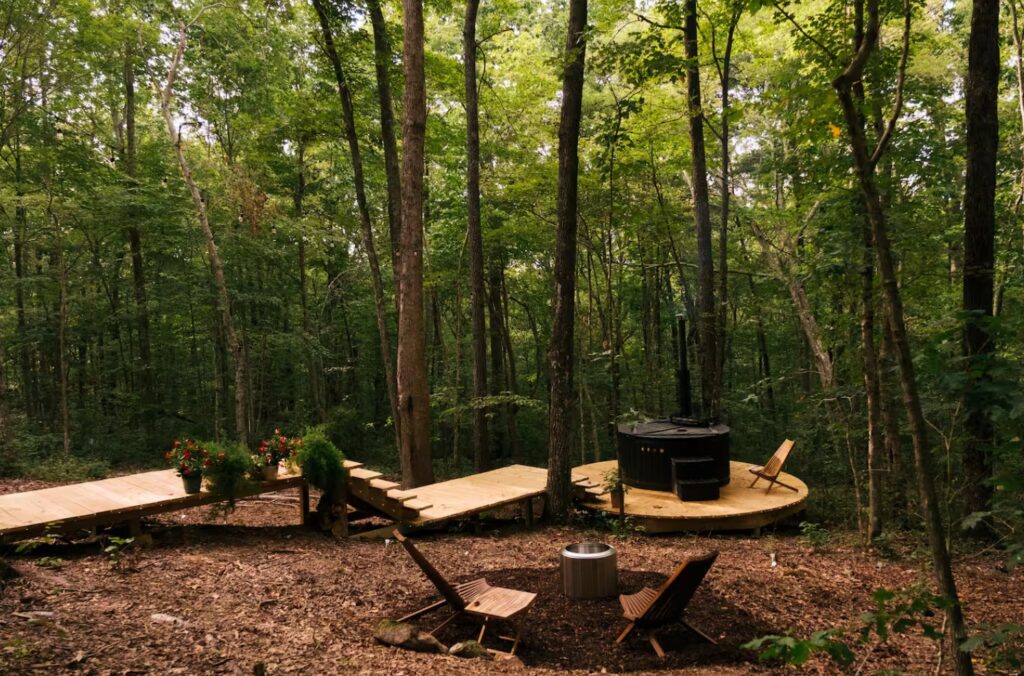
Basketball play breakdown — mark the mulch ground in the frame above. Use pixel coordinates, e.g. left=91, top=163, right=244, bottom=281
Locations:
left=0, top=481, right=1020, bottom=675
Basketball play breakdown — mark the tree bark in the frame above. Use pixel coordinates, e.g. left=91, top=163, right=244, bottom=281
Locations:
left=683, top=0, right=718, bottom=420
left=313, top=0, right=402, bottom=456
left=464, top=0, right=490, bottom=472
left=367, top=0, right=403, bottom=275
left=123, top=42, right=154, bottom=418
left=832, top=0, right=973, bottom=670
left=545, top=0, right=588, bottom=519
left=961, top=0, right=999, bottom=518
left=861, top=217, right=884, bottom=539
left=158, top=23, right=250, bottom=448
left=294, top=141, right=326, bottom=422
left=397, top=0, right=435, bottom=487
left=715, top=7, right=741, bottom=415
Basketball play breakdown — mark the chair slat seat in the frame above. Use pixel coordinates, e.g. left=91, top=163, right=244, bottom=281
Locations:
left=393, top=531, right=536, bottom=656
left=466, top=586, right=537, bottom=620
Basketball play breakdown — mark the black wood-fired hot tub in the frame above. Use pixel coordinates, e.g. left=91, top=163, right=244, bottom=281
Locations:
left=616, top=315, right=731, bottom=496
left=617, top=419, right=731, bottom=491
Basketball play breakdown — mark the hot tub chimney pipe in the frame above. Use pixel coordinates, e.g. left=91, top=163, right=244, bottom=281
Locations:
left=676, top=314, right=693, bottom=418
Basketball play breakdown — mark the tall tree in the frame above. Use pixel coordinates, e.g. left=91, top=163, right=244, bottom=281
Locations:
left=832, top=0, right=973, bottom=670
left=397, top=0, right=435, bottom=487
left=464, top=0, right=490, bottom=472
left=158, top=21, right=250, bottom=448
left=683, top=0, right=719, bottom=419
left=122, top=36, right=154, bottom=419
left=312, top=0, right=401, bottom=456
left=545, top=0, right=588, bottom=518
left=367, top=0, right=403, bottom=271
left=961, top=0, right=999, bottom=518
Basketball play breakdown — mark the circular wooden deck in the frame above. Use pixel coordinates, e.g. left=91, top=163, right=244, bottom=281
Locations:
left=573, top=460, right=808, bottom=533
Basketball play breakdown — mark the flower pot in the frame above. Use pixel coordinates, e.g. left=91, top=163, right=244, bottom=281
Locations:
left=182, top=473, right=203, bottom=494
left=261, top=464, right=280, bottom=481
left=610, top=488, right=624, bottom=510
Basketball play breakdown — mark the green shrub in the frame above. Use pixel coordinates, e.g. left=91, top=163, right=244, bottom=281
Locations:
left=743, top=629, right=854, bottom=668
left=27, top=454, right=109, bottom=482
left=799, top=521, right=831, bottom=548
left=202, top=441, right=257, bottom=506
left=295, top=427, right=346, bottom=500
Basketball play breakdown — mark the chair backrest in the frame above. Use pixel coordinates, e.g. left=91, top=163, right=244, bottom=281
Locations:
left=640, top=550, right=719, bottom=625
left=393, top=530, right=467, bottom=611
left=762, top=439, right=795, bottom=478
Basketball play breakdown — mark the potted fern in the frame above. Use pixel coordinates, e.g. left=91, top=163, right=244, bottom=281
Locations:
left=603, top=468, right=629, bottom=510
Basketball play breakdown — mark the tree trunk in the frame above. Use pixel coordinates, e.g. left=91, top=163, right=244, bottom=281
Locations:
left=0, top=338, right=9, bottom=448
left=397, top=0, right=435, bottom=487
left=294, top=142, right=326, bottom=422
left=546, top=0, right=588, bottom=519
left=367, top=0, right=403, bottom=275
left=861, top=218, right=884, bottom=539
left=961, top=0, right=999, bottom=518
left=13, top=141, right=34, bottom=418
left=313, top=0, right=402, bottom=456
left=488, top=258, right=506, bottom=460
left=716, top=7, right=740, bottom=416
left=464, top=0, right=490, bottom=472
left=683, top=0, right=718, bottom=420
left=123, top=44, right=154, bottom=422
left=159, top=23, right=250, bottom=448
left=832, top=1, right=973, bottom=670
left=51, top=211, right=71, bottom=455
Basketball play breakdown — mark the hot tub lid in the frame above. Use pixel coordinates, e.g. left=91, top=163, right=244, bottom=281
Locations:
left=618, top=420, right=730, bottom=438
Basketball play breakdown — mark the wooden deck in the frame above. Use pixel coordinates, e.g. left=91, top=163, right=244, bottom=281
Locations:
left=409, top=464, right=587, bottom=527
left=573, top=460, right=808, bottom=533
left=0, top=468, right=308, bottom=544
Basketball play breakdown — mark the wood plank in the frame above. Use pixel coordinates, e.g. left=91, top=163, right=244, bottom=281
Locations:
left=386, top=489, right=417, bottom=503
left=369, top=479, right=400, bottom=491
left=349, top=468, right=382, bottom=482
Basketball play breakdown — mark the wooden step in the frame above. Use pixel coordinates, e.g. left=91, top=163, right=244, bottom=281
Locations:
left=343, top=460, right=365, bottom=470
left=403, top=499, right=433, bottom=512
left=386, top=489, right=418, bottom=503
left=349, top=468, right=382, bottom=482
left=369, top=478, right=400, bottom=492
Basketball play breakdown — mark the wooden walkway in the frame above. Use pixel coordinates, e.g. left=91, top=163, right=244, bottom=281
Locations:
left=0, top=468, right=308, bottom=544
left=0, top=462, right=591, bottom=543
left=410, top=464, right=586, bottom=526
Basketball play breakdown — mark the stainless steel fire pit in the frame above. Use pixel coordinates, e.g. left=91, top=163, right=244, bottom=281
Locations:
left=561, top=542, right=618, bottom=600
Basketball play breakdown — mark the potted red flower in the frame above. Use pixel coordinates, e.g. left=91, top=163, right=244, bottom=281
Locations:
left=257, top=430, right=302, bottom=481
left=166, top=439, right=209, bottom=494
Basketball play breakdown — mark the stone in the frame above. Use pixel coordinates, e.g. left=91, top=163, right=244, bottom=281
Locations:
left=374, top=620, right=447, bottom=654
left=150, top=613, right=188, bottom=627
left=449, top=640, right=492, bottom=660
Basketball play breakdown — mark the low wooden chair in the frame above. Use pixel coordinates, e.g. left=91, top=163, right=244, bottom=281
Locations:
left=615, top=550, right=719, bottom=657
left=392, top=530, right=537, bottom=655
left=748, top=439, right=798, bottom=492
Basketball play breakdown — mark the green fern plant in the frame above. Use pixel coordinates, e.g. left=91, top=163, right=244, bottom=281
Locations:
left=295, top=427, right=347, bottom=500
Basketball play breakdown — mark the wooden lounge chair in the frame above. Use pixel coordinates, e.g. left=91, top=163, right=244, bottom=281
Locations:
left=392, top=530, right=537, bottom=655
left=748, top=439, right=798, bottom=492
left=615, top=550, right=719, bottom=657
